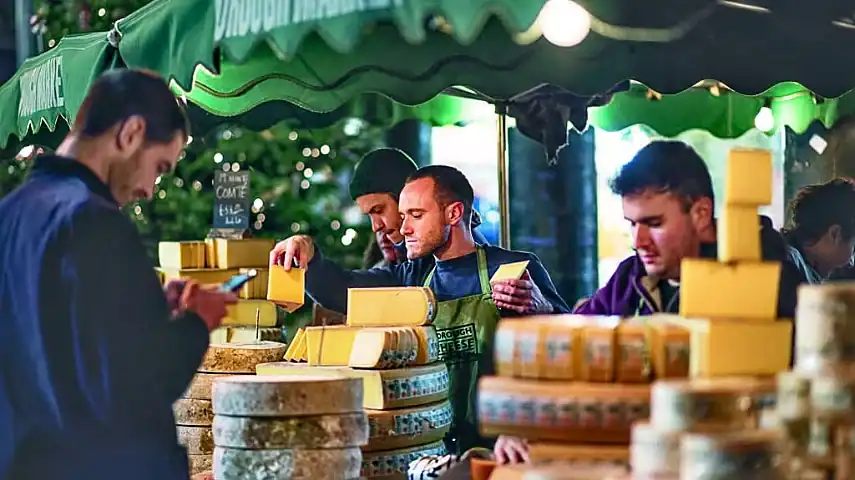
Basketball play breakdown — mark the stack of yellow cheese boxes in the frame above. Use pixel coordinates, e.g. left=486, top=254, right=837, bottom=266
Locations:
left=775, top=282, right=855, bottom=479
left=478, top=314, right=694, bottom=474
left=629, top=149, right=794, bottom=478
left=157, top=238, right=282, bottom=342
left=177, top=341, right=287, bottom=475
left=256, top=286, right=452, bottom=479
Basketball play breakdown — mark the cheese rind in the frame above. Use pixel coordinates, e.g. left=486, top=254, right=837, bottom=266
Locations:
left=267, top=265, right=305, bottom=312
left=679, top=259, right=781, bottom=320
left=177, top=426, right=214, bottom=454
left=212, top=375, right=363, bottom=417
left=199, top=341, right=287, bottom=373
left=213, top=412, right=368, bottom=449
left=183, top=373, right=230, bottom=400
left=795, top=284, right=855, bottom=372
left=680, top=430, right=784, bottom=478
left=213, top=446, right=361, bottom=480
left=255, top=362, right=450, bottom=410
left=348, top=329, right=396, bottom=368
left=650, top=378, right=768, bottom=431
left=412, top=326, right=439, bottom=365
left=173, top=398, right=214, bottom=426
left=187, top=454, right=212, bottom=476
left=346, top=287, right=436, bottom=327
left=365, top=400, right=453, bottom=452
left=361, top=440, right=446, bottom=478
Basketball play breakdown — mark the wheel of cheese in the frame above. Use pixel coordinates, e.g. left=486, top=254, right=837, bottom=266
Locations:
left=810, top=371, right=855, bottom=420
left=199, top=341, right=287, bottom=373
left=361, top=440, right=447, bottom=478
left=174, top=398, right=214, bottom=426
left=795, top=284, right=855, bottom=373
left=777, top=371, right=811, bottom=421
left=212, top=375, right=363, bottom=417
left=183, top=373, right=232, bottom=400
left=178, top=426, right=214, bottom=454
left=650, top=378, right=759, bottom=432
left=213, top=446, right=361, bottom=479
left=629, top=422, right=680, bottom=476
left=187, top=454, right=212, bottom=476
left=212, top=412, right=368, bottom=449
left=680, top=430, right=784, bottom=478
left=364, top=400, right=452, bottom=452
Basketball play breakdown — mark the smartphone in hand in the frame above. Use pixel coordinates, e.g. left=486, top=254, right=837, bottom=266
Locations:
left=219, top=269, right=258, bottom=293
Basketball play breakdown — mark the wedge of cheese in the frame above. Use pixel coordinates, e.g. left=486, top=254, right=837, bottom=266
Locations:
left=348, top=329, right=398, bottom=369
left=267, top=265, right=305, bottom=312
left=346, top=287, right=436, bottom=326
left=411, top=325, right=439, bottom=365
left=718, top=206, right=761, bottom=262
left=490, top=261, right=530, bottom=282
left=679, top=259, right=781, bottom=321
left=724, top=149, right=772, bottom=206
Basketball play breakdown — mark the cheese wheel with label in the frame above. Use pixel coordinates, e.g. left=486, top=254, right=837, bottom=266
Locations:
left=173, top=398, right=214, bottom=426
left=199, top=341, right=287, bottom=373
left=411, top=325, right=439, bottom=365
left=364, top=400, right=452, bottom=452
left=361, top=439, right=446, bottom=478
left=177, top=426, right=214, bottom=454
left=212, top=375, right=363, bottom=417
left=212, top=412, right=368, bottom=449
left=213, top=446, right=361, bottom=479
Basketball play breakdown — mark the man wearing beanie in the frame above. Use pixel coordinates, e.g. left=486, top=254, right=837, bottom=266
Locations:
left=349, top=148, right=488, bottom=266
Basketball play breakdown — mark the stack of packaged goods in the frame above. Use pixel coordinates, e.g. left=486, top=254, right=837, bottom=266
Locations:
left=256, top=286, right=453, bottom=479
left=157, top=238, right=286, bottom=342
left=775, top=282, right=855, bottom=479
left=627, top=149, right=794, bottom=479
left=210, top=375, right=368, bottom=479
left=478, top=314, right=691, bottom=471
left=177, top=341, right=287, bottom=475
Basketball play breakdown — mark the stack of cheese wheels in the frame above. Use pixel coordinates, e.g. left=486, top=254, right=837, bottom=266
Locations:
left=775, top=283, right=855, bottom=479
left=156, top=238, right=287, bottom=344
left=629, top=377, right=783, bottom=479
left=477, top=314, right=695, bottom=469
left=211, top=375, right=368, bottom=479
left=177, top=341, right=287, bottom=476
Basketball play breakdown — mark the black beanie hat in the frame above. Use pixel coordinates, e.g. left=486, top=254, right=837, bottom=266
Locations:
left=349, top=148, right=418, bottom=200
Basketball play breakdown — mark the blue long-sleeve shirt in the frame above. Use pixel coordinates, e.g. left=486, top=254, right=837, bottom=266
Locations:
left=306, top=244, right=571, bottom=316
left=0, top=156, right=209, bottom=479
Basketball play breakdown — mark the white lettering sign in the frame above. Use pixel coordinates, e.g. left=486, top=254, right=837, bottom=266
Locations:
left=214, top=0, right=404, bottom=43
left=18, top=56, right=65, bottom=118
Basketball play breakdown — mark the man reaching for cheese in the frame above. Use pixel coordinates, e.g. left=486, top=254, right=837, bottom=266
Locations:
left=0, top=70, right=236, bottom=480
left=574, top=140, right=802, bottom=317
left=271, top=165, right=570, bottom=457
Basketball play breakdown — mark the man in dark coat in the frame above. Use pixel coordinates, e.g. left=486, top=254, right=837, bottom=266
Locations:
left=0, top=69, right=236, bottom=480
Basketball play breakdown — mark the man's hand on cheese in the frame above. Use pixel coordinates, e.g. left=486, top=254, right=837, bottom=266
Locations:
left=491, top=271, right=552, bottom=314
left=172, top=279, right=237, bottom=331
left=494, top=435, right=530, bottom=464
left=270, top=235, right=316, bottom=270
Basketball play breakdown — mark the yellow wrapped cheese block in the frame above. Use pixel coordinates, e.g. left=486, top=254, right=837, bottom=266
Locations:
left=239, top=267, right=268, bottom=299
left=718, top=205, right=761, bottom=262
left=679, top=259, right=781, bottom=321
left=723, top=149, right=772, bottom=206
left=478, top=376, right=650, bottom=444
left=364, top=400, right=452, bottom=452
left=346, top=287, right=436, bottom=327
left=662, top=317, right=792, bottom=377
left=223, top=299, right=277, bottom=327
left=158, top=241, right=207, bottom=269
left=267, top=265, right=305, bottom=312
left=205, top=238, right=273, bottom=268
left=256, top=362, right=450, bottom=410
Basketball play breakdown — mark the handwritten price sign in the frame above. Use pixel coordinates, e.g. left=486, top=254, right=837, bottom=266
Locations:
left=212, top=170, right=250, bottom=229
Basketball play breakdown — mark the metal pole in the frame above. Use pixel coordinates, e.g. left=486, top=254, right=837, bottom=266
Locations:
left=496, top=105, right=511, bottom=249
left=14, top=0, right=33, bottom=66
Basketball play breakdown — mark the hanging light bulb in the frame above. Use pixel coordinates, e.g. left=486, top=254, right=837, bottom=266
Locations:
left=537, top=0, right=592, bottom=47
left=754, top=100, right=774, bottom=132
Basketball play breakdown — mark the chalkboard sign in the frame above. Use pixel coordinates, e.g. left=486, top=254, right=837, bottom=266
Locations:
left=213, top=170, right=250, bottom=229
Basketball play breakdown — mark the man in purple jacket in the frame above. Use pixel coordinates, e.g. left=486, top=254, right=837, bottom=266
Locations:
left=574, top=140, right=802, bottom=318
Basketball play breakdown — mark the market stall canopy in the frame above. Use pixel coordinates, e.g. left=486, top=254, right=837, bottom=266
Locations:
left=114, top=0, right=855, bottom=116
left=0, top=31, right=120, bottom=154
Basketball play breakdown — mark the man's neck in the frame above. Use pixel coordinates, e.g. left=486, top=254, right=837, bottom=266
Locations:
left=433, top=227, right=476, bottom=261
left=56, top=136, right=110, bottom=185
left=801, top=243, right=833, bottom=277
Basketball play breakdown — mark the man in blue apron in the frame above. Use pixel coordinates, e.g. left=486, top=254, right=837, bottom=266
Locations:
left=271, top=165, right=570, bottom=456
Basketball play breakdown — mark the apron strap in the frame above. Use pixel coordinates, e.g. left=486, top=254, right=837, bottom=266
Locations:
left=422, top=247, right=491, bottom=294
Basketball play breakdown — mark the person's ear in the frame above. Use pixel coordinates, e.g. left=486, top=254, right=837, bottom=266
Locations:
left=827, top=224, right=843, bottom=245
left=446, top=201, right=464, bottom=226
left=689, top=197, right=714, bottom=231
left=116, top=115, right=146, bottom=156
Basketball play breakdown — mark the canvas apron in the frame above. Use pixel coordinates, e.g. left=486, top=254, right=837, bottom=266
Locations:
left=424, top=247, right=502, bottom=454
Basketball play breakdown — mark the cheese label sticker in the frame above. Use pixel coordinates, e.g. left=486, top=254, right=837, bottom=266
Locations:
left=435, top=323, right=479, bottom=364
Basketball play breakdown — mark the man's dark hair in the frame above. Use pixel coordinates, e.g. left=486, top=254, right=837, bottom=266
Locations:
left=349, top=148, right=417, bottom=201
left=406, top=165, right=474, bottom=219
left=72, top=69, right=189, bottom=144
left=784, top=178, right=855, bottom=245
left=609, top=140, right=714, bottom=211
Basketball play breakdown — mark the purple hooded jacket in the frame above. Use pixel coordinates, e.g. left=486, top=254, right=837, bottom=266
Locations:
left=574, top=216, right=805, bottom=318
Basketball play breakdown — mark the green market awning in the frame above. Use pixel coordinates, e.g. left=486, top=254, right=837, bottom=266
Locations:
left=0, top=31, right=119, bottom=153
